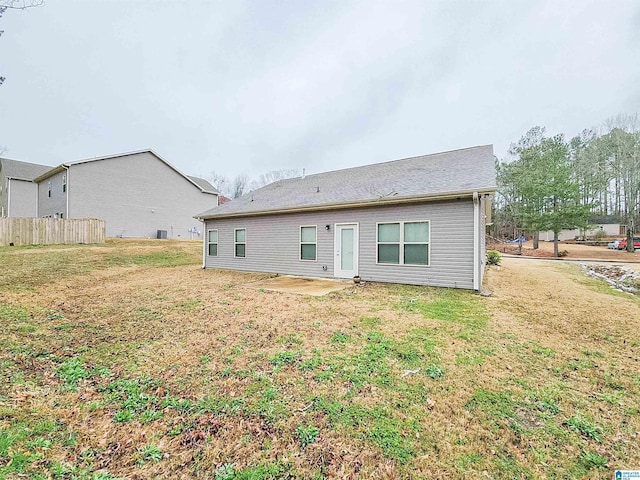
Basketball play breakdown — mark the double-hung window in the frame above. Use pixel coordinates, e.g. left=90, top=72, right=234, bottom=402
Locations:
left=300, top=226, right=317, bottom=261
left=207, top=230, right=218, bottom=256
left=235, top=228, right=246, bottom=258
left=377, top=221, right=430, bottom=265
left=62, top=174, right=67, bottom=193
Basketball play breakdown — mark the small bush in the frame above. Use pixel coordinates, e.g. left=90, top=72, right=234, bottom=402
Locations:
left=486, top=250, right=501, bottom=265
left=558, top=250, right=569, bottom=257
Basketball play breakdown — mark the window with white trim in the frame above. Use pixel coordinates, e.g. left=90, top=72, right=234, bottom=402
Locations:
left=62, top=174, right=67, bottom=192
left=377, top=221, right=430, bottom=265
left=207, top=229, right=218, bottom=256
left=300, top=226, right=317, bottom=261
left=234, top=228, right=246, bottom=258
left=48, top=181, right=52, bottom=198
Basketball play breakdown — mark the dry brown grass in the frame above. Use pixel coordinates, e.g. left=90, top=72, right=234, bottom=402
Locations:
left=1, top=240, right=639, bottom=479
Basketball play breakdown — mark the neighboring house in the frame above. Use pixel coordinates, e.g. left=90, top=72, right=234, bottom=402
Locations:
left=538, top=216, right=625, bottom=241
left=197, top=145, right=497, bottom=290
left=0, top=157, right=51, bottom=218
left=34, top=150, right=218, bottom=238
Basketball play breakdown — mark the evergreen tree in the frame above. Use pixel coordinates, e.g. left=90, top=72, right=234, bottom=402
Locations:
left=499, top=127, right=592, bottom=256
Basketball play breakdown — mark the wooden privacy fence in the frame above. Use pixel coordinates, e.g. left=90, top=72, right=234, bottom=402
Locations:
left=0, top=218, right=106, bottom=246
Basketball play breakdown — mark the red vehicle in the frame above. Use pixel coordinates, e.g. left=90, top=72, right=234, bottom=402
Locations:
left=618, top=237, right=640, bottom=250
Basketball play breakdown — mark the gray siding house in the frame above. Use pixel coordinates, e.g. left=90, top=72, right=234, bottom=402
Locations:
left=34, top=150, right=219, bottom=238
left=197, top=145, right=496, bottom=290
left=0, top=158, right=51, bottom=218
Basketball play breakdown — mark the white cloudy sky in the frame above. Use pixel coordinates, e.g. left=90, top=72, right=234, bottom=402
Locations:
left=1, top=0, right=639, bottom=180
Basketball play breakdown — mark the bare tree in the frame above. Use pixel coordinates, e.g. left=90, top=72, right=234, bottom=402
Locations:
left=231, top=174, right=249, bottom=199
left=0, top=1, right=44, bottom=9
left=207, top=169, right=300, bottom=201
left=207, top=171, right=229, bottom=193
left=207, top=171, right=250, bottom=199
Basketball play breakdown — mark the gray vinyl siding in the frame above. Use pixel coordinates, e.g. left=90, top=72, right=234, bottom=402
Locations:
left=38, top=171, right=67, bottom=218
left=63, top=152, right=217, bottom=238
left=204, top=200, right=476, bottom=289
left=8, top=180, right=39, bottom=217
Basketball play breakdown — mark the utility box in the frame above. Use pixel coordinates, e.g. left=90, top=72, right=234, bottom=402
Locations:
left=156, top=230, right=167, bottom=239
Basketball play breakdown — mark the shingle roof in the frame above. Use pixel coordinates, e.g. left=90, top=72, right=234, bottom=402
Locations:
left=187, top=176, right=219, bottom=194
left=0, top=158, right=52, bottom=181
left=197, top=145, right=496, bottom=219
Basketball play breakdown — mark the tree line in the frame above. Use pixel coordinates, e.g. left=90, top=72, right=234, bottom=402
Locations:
left=208, top=169, right=301, bottom=199
left=494, top=114, right=640, bottom=255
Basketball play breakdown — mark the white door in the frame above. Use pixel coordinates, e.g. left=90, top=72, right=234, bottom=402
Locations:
left=334, top=223, right=358, bottom=279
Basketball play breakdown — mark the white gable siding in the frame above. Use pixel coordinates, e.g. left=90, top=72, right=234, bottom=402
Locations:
left=204, top=200, right=475, bottom=289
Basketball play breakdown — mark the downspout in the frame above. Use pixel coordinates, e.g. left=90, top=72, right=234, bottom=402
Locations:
left=6, top=179, right=10, bottom=217
left=473, top=191, right=479, bottom=291
left=64, top=165, right=69, bottom=219
left=200, top=218, right=206, bottom=269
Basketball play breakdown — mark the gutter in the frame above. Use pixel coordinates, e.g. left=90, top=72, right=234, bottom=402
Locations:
left=6, top=179, right=10, bottom=217
left=197, top=188, right=497, bottom=221
left=34, top=164, right=67, bottom=183
left=201, top=219, right=206, bottom=269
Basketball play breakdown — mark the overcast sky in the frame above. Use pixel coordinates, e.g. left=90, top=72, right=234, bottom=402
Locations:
left=1, top=0, right=639, bottom=181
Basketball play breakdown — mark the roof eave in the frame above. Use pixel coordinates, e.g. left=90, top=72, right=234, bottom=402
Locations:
left=196, top=187, right=497, bottom=221
left=7, top=176, right=37, bottom=182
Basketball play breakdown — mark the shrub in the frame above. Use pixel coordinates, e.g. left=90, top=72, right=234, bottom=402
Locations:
left=486, top=250, right=501, bottom=266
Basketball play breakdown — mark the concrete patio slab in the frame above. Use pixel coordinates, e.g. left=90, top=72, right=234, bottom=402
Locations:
left=248, top=275, right=351, bottom=296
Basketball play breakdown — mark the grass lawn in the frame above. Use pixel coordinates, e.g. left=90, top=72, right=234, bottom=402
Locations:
left=0, top=239, right=639, bottom=479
